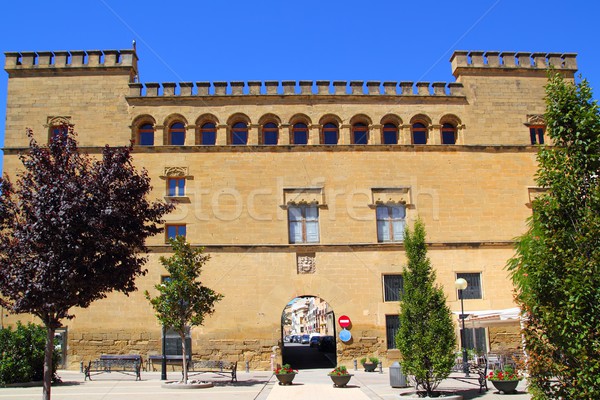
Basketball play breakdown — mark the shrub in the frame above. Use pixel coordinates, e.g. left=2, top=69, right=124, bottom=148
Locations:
left=0, top=322, right=59, bottom=386
left=361, top=356, right=379, bottom=364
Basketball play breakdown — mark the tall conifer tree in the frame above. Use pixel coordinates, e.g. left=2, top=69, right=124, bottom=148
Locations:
left=396, top=219, right=456, bottom=397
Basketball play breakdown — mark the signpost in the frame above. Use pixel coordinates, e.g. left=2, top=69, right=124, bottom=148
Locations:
left=339, top=328, right=352, bottom=342
left=338, top=315, right=351, bottom=328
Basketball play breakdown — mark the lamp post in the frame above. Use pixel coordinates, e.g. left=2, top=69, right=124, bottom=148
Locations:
left=455, top=278, right=469, bottom=377
left=161, top=325, right=167, bottom=380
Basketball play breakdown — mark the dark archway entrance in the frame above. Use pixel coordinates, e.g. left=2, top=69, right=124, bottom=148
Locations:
left=280, top=296, right=336, bottom=369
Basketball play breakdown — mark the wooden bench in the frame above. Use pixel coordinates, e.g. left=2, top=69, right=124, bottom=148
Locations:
left=84, top=354, right=142, bottom=381
left=188, top=360, right=238, bottom=383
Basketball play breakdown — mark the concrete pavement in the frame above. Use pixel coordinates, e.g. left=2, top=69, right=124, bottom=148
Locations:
left=0, top=368, right=532, bottom=400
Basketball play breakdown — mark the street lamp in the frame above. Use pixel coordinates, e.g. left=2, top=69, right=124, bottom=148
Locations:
left=161, top=325, right=167, bottom=380
left=455, top=278, right=469, bottom=377
left=159, top=282, right=167, bottom=380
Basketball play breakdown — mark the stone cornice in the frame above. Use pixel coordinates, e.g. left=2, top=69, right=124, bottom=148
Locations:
left=125, top=93, right=468, bottom=107
left=2, top=144, right=544, bottom=156
left=146, top=240, right=516, bottom=253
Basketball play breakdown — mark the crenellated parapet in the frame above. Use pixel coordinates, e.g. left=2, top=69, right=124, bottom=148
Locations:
left=4, top=49, right=138, bottom=76
left=127, top=80, right=465, bottom=97
left=450, top=50, right=577, bottom=77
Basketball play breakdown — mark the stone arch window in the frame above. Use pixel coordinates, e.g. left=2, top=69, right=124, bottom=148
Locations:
left=195, top=114, right=219, bottom=145
left=380, top=115, right=402, bottom=145
left=262, top=122, right=279, bottom=145
left=168, top=122, right=186, bottom=145
left=131, top=115, right=155, bottom=146
left=526, top=114, right=546, bottom=145
left=411, top=120, right=429, bottom=145
left=231, top=122, right=248, bottom=145
left=351, top=122, right=369, bottom=144
left=322, top=122, right=339, bottom=145
left=46, top=116, right=73, bottom=143
left=289, top=114, right=311, bottom=145
left=441, top=123, right=457, bottom=145
left=439, top=114, right=461, bottom=145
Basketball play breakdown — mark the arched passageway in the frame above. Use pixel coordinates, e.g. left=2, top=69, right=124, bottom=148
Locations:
left=280, top=296, right=336, bottom=369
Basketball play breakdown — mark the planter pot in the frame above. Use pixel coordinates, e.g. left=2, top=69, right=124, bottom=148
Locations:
left=275, top=373, right=297, bottom=385
left=328, top=374, right=353, bottom=387
left=490, top=380, right=519, bottom=394
left=363, top=362, right=377, bottom=372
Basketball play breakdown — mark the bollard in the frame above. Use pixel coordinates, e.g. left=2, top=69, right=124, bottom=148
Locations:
left=80, top=361, right=83, bottom=373
left=246, top=361, right=250, bottom=373
left=378, top=361, right=383, bottom=374
left=354, top=359, right=358, bottom=371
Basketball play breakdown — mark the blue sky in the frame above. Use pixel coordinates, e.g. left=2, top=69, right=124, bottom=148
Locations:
left=1, top=0, right=599, bottom=167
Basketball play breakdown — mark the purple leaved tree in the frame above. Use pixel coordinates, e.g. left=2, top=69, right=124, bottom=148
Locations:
left=0, top=126, right=174, bottom=400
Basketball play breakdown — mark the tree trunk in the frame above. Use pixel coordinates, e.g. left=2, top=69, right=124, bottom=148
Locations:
left=43, top=325, right=55, bottom=400
left=180, top=331, right=188, bottom=384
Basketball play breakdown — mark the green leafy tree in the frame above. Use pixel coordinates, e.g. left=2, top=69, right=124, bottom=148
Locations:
left=508, top=73, right=600, bottom=399
left=0, top=127, right=174, bottom=400
left=145, top=236, right=223, bottom=383
left=395, top=219, right=456, bottom=396
left=0, top=323, right=59, bottom=386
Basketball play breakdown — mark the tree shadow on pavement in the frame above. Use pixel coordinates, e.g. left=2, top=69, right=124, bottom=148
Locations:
left=211, top=378, right=273, bottom=387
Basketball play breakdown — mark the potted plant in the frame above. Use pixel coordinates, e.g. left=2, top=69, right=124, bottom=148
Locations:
left=487, top=366, right=522, bottom=394
left=274, top=363, right=298, bottom=385
left=360, top=356, right=379, bottom=372
left=328, top=365, right=353, bottom=387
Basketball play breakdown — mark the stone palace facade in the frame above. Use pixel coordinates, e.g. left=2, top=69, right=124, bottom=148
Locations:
left=2, top=48, right=577, bottom=369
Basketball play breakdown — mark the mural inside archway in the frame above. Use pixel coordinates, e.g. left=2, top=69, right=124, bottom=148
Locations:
left=280, top=295, right=336, bottom=369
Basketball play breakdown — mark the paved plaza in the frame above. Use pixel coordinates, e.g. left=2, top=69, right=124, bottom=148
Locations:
left=0, top=368, right=532, bottom=400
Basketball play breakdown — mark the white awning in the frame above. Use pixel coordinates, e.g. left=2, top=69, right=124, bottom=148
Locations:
left=453, top=307, right=521, bottom=327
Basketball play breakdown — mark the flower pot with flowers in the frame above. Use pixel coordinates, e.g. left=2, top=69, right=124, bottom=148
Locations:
left=328, top=365, right=353, bottom=387
left=274, top=363, right=298, bottom=385
left=360, top=356, right=379, bottom=372
left=487, top=366, right=522, bottom=394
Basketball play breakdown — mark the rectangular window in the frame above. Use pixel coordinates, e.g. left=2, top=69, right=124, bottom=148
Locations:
left=456, top=272, right=482, bottom=299
left=385, top=315, right=400, bottom=349
left=288, top=205, right=319, bottom=244
left=383, top=274, right=403, bottom=302
left=461, top=327, right=487, bottom=354
left=167, top=178, right=185, bottom=197
left=529, top=126, right=545, bottom=145
left=377, top=205, right=406, bottom=242
left=166, top=224, right=186, bottom=240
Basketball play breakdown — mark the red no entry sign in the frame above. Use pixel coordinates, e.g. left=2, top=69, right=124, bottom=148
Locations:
left=338, top=315, right=351, bottom=328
